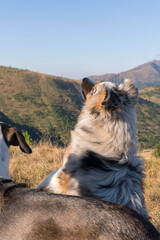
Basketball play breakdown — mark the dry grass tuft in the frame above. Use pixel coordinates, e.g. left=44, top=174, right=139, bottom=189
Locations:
left=9, top=140, right=63, bottom=188
left=140, top=149, right=160, bottom=231
left=9, top=144, right=160, bottom=231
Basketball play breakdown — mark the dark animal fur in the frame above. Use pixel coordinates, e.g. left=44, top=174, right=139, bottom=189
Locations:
left=0, top=179, right=159, bottom=240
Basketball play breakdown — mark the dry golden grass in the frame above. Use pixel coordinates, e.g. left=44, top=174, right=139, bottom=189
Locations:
left=9, top=141, right=63, bottom=188
left=9, top=143, right=160, bottom=231
left=140, top=149, right=160, bottom=231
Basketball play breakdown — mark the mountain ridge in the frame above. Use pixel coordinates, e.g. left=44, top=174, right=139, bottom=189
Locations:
left=90, top=60, right=160, bottom=88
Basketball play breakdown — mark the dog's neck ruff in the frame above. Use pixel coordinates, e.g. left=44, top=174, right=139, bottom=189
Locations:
left=70, top=107, right=137, bottom=165
left=0, top=126, right=10, bottom=179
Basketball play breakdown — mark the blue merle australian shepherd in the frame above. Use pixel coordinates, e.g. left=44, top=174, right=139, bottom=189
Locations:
left=37, top=78, right=148, bottom=218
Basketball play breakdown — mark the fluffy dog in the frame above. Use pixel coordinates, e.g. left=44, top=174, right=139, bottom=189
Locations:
left=37, top=78, right=148, bottom=218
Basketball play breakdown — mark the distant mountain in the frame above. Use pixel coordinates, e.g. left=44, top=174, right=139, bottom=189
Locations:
left=0, top=66, right=159, bottom=148
left=90, top=60, right=160, bottom=89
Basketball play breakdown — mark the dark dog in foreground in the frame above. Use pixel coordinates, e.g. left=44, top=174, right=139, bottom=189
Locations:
left=0, top=178, right=159, bottom=240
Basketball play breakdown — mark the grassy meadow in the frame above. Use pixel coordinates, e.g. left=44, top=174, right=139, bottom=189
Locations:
left=9, top=143, right=160, bottom=231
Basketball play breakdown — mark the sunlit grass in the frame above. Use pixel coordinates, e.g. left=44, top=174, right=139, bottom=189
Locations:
left=140, top=149, right=160, bottom=231
left=9, top=140, right=63, bottom=187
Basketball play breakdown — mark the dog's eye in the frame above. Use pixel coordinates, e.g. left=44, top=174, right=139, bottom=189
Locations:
left=91, top=88, right=97, bottom=95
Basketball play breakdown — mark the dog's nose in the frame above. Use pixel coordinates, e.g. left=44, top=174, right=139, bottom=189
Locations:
left=82, top=77, right=90, bottom=83
left=82, top=78, right=96, bottom=85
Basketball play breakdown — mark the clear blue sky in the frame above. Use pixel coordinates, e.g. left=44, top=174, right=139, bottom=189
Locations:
left=0, top=0, right=160, bottom=79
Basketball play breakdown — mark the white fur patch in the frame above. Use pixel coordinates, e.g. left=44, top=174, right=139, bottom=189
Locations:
left=36, top=169, right=60, bottom=192
left=0, top=125, right=10, bottom=178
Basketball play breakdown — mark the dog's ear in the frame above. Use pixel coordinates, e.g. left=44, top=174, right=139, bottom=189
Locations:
left=81, top=78, right=96, bottom=99
left=118, top=79, right=138, bottom=105
left=1, top=124, right=32, bottom=153
left=11, top=129, right=32, bottom=153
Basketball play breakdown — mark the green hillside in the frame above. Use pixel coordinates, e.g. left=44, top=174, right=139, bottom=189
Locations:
left=137, top=85, right=160, bottom=148
left=0, top=66, right=160, bottom=148
left=0, top=66, right=82, bottom=146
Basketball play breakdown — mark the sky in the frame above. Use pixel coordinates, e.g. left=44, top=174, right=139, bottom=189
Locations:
left=0, top=0, right=160, bottom=79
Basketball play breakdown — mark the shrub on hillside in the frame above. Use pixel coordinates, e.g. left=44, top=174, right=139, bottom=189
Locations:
left=22, top=131, right=33, bottom=146
left=153, top=143, right=160, bottom=158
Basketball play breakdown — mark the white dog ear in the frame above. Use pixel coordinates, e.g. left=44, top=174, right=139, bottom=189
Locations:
left=81, top=78, right=96, bottom=99
left=1, top=123, right=32, bottom=153
left=118, top=79, right=138, bottom=105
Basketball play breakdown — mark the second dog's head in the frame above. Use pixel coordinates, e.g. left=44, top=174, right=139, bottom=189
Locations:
left=81, top=78, right=138, bottom=119
left=0, top=122, right=32, bottom=179
left=0, top=123, right=32, bottom=154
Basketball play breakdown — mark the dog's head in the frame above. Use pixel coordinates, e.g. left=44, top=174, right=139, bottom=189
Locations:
left=0, top=123, right=32, bottom=153
left=81, top=78, right=138, bottom=117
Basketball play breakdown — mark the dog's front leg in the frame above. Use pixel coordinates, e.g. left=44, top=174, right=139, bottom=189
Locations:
left=36, top=167, right=80, bottom=196
left=36, top=168, right=61, bottom=193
